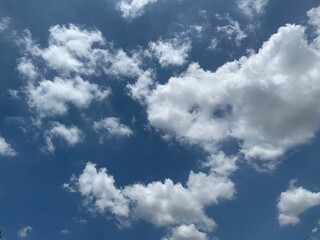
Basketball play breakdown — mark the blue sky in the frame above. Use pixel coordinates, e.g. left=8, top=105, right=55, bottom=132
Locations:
left=1, top=0, right=320, bottom=240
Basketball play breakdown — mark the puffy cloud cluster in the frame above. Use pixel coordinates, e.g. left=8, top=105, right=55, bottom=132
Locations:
left=149, top=37, right=191, bottom=67
left=0, top=135, right=16, bottom=157
left=18, top=24, right=148, bottom=118
left=129, top=12, right=320, bottom=170
left=117, top=0, right=158, bottom=19
left=67, top=155, right=236, bottom=239
left=27, top=77, right=110, bottom=117
left=45, top=122, right=84, bottom=152
left=93, top=117, right=133, bottom=142
left=277, top=186, right=320, bottom=226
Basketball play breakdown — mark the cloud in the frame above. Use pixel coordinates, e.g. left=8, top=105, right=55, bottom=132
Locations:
left=60, top=229, right=70, bottom=235
left=0, top=136, right=17, bottom=157
left=117, top=0, right=158, bottom=19
left=76, top=162, right=130, bottom=217
left=237, top=0, right=269, bottom=18
left=68, top=161, right=236, bottom=237
left=131, top=10, right=320, bottom=170
left=27, top=76, right=110, bottom=117
left=149, top=37, right=191, bottom=67
left=18, top=226, right=32, bottom=238
left=216, top=14, right=247, bottom=46
left=0, top=17, right=10, bottom=32
left=93, top=117, right=133, bottom=141
left=127, top=70, right=155, bottom=102
left=17, top=24, right=151, bottom=118
left=45, top=122, right=84, bottom=152
left=277, top=186, right=320, bottom=226
left=162, top=224, right=208, bottom=240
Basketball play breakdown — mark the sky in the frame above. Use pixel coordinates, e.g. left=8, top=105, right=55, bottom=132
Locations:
left=0, top=0, right=320, bottom=240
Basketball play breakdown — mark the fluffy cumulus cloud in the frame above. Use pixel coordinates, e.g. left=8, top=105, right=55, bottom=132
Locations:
left=27, top=76, right=110, bottom=117
left=93, top=117, right=133, bottom=142
left=162, top=224, right=208, bottom=240
left=18, top=226, right=32, bottom=238
left=17, top=24, right=149, bottom=118
left=129, top=9, right=320, bottom=170
left=117, top=0, right=158, bottom=19
left=45, top=122, right=84, bottom=152
left=237, top=0, right=269, bottom=18
left=67, top=159, right=236, bottom=238
left=149, top=37, right=191, bottom=67
left=0, top=135, right=17, bottom=157
left=277, top=186, right=320, bottom=226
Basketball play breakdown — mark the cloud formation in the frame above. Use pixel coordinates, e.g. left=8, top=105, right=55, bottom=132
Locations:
left=237, top=0, right=269, bottom=18
left=129, top=10, right=320, bottom=170
left=0, top=17, right=10, bottom=32
left=149, top=37, right=191, bottom=67
left=93, top=117, right=133, bottom=142
left=117, top=0, right=158, bottom=19
left=18, top=226, right=32, bottom=238
left=17, top=24, right=150, bottom=118
left=162, top=224, right=208, bottom=240
left=45, top=122, right=84, bottom=152
left=0, top=135, right=16, bottom=157
left=277, top=186, right=320, bottom=226
left=68, top=158, right=236, bottom=239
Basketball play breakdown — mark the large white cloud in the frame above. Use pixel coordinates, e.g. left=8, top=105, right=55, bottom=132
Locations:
left=17, top=24, right=150, bottom=118
left=0, top=135, right=17, bottom=157
left=130, top=10, right=320, bottom=170
left=67, top=159, right=236, bottom=238
left=277, top=186, right=320, bottom=226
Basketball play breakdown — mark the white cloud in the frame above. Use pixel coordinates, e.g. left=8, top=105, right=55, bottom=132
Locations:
left=117, top=0, right=158, bottom=19
left=0, top=17, right=10, bottom=32
left=277, top=186, right=320, bottom=226
left=216, top=14, right=247, bottom=46
left=18, top=226, right=32, bottom=238
left=202, top=152, right=238, bottom=177
left=27, top=76, right=110, bottom=117
left=127, top=70, right=155, bottom=102
left=76, top=162, right=130, bottom=217
left=68, top=162, right=235, bottom=236
left=45, top=122, right=84, bottom=152
left=60, top=229, right=70, bottom=235
left=162, top=224, right=208, bottom=240
left=237, top=0, right=269, bottom=18
left=0, top=136, right=17, bottom=157
left=105, top=49, right=144, bottom=79
left=207, top=38, right=218, bottom=51
left=17, top=24, right=151, bottom=118
left=93, top=117, right=133, bottom=141
left=149, top=37, right=191, bottom=67
left=132, top=13, right=320, bottom=170
left=308, top=6, right=320, bottom=30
